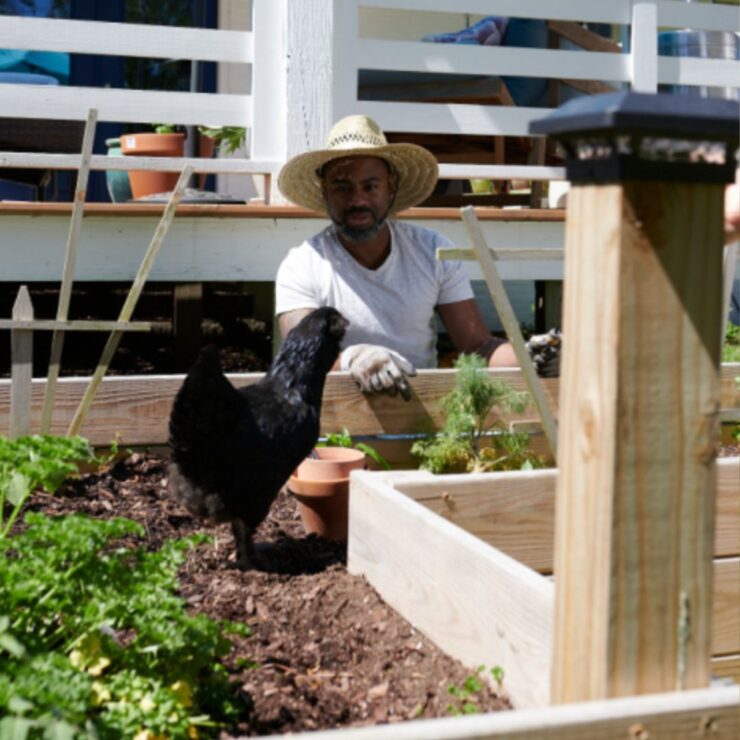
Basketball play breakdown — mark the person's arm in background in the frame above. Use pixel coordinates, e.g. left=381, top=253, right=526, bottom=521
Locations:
left=725, top=181, right=739, bottom=244
left=438, top=298, right=560, bottom=376
left=437, top=298, right=516, bottom=367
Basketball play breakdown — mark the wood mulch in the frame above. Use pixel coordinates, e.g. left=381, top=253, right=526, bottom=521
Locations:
left=20, top=452, right=511, bottom=737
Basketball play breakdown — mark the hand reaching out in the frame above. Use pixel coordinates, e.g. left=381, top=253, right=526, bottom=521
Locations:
left=340, top=344, right=417, bottom=400
left=526, top=329, right=562, bottom=378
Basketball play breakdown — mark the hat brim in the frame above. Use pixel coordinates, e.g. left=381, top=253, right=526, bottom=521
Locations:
left=277, top=143, right=439, bottom=215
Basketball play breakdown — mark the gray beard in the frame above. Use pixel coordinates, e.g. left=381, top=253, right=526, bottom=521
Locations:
left=332, top=214, right=388, bottom=244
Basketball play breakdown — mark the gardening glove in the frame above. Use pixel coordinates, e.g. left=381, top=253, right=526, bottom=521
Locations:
left=525, top=329, right=562, bottom=378
left=339, top=344, right=416, bottom=401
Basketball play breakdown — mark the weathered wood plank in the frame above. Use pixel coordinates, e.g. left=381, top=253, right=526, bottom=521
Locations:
left=462, top=207, right=558, bottom=458
left=347, top=470, right=553, bottom=710
left=257, top=685, right=739, bottom=739
left=710, top=654, right=740, bottom=683
left=10, top=287, right=34, bottom=439
left=0, top=366, right=737, bottom=446
left=713, top=558, right=740, bottom=655
left=552, top=182, right=725, bottom=700
left=395, top=459, right=739, bottom=567
left=43, top=108, right=98, bottom=434
left=0, top=320, right=152, bottom=332
left=68, top=167, right=192, bottom=436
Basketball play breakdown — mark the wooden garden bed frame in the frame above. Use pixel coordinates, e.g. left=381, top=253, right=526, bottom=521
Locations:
left=0, top=365, right=737, bottom=454
left=348, top=462, right=739, bottom=703
left=1, top=366, right=735, bottom=738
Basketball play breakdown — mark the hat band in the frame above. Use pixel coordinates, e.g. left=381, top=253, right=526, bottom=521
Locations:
left=326, top=131, right=387, bottom=149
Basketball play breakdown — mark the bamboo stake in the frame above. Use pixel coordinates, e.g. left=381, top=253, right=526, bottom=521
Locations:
left=67, top=165, right=192, bottom=437
left=10, top=287, right=34, bottom=439
left=0, top=320, right=151, bottom=332
left=41, top=108, right=98, bottom=433
left=460, top=206, right=558, bottom=459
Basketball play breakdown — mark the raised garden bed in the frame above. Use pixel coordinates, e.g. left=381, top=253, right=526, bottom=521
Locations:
left=12, top=452, right=511, bottom=737
left=3, top=365, right=739, bottom=737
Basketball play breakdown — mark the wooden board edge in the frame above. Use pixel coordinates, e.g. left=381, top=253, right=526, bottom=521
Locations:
left=711, top=654, right=740, bottom=684
left=257, top=686, right=740, bottom=739
left=347, top=470, right=553, bottom=710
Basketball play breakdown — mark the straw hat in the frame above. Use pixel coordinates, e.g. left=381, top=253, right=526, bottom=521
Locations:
left=278, top=115, right=439, bottom=215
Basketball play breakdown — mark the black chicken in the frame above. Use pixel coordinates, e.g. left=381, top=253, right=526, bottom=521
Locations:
left=168, top=307, right=348, bottom=570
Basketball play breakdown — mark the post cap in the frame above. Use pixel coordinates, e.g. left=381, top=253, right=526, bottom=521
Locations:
left=530, top=91, right=739, bottom=140
left=529, top=92, right=739, bottom=184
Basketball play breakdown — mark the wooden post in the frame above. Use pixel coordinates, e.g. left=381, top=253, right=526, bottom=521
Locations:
left=68, top=166, right=191, bottom=436
left=552, top=181, right=725, bottom=702
left=41, top=107, right=98, bottom=433
left=528, top=92, right=739, bottom=703
left=10, top=286, right=33, bottom=439
left=461, top=207, right=558, bottom=460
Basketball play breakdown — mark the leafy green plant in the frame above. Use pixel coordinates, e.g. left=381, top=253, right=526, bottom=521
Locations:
left=153, top=123, right=178, bottom=135
left=724, top=322, right=740, bottom=363
left=0, top=434, right=97, bottom=538
left=446, top=665, right=505, bottom=716
left=0, top=513, right=246, bottom=738
left=198, top=126, right=247, bottom=156
left=318, top=427, right=391, bottom=470
left=412, top=354, right=545, bottom=474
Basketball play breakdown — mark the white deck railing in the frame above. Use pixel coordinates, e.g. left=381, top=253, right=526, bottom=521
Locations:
left=0, top=3, right=281, bottom=198
left=334, top=0, right=740, bottom=186
left=0, top=0, right=738, bottom=201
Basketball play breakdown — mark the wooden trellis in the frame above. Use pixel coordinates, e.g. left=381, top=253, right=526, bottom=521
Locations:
left=437, top=207, right=560, bottom=460
left=0, top=109, right=192, bottom=439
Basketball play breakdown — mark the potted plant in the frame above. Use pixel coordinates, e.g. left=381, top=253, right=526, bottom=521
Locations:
left=197, top=125, right=246, bottom=157
left=195, top=126, right=246, bottom=188
left=288, top=430, right=390, bottom=541
left=104, top=137, right=133, bottom=203
left=120, top=123, right=185, bottom=199
left=411, top=353, right=546, bottom=473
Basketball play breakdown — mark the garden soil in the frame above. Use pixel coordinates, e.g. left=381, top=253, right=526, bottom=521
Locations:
left=20, top=452, right=512, bottom=737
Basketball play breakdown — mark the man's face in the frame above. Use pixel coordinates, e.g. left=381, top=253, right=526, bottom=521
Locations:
left=321, top=156, right=397, bottom=243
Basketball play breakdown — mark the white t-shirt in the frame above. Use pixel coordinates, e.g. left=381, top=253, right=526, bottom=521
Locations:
left=275, top=220, right=474, bottom=368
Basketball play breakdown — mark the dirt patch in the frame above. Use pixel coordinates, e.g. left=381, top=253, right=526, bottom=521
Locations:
left=19, top=453, right=511, bottom=736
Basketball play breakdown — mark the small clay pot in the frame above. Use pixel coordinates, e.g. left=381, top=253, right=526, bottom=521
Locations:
left=288, top=447, right=366, bottom=541
left=120, top=132, right=185, bottom=199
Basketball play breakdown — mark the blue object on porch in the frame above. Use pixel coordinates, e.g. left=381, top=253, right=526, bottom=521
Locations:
left=0, top=70, right=59, bottom=85
left=419, top=17, right=550, bottom=107
left=422, top=16, right=508, bottom=46
left=658, top=30, right=740, bottom=100
left=500, top=19, right=549, bottom=107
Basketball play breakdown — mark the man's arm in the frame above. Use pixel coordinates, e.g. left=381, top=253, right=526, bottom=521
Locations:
left=278, top=308, right=315, bottom=341
left=436, top=298, right=516, bottom=367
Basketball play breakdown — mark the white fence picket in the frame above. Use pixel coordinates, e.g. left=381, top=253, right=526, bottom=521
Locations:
left=0, top=16, right=253, bottom=64
left=0, top=84, right=251, bottom=128
left=658, top=1, right=740, bottom=33
left=360, top=0, right=633, bottom=26
left=0, top=0, right=737, bottom=192
left=356, top=41, right=630, bottom=83
left=358, top=101, right=551, bottom=137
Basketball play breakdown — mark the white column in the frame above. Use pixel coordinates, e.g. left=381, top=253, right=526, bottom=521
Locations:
left=630, top=1, right=658, bottom=93
left=251, top=0, right=289, bottom=202
left=285, top=0, right=359, bottom=161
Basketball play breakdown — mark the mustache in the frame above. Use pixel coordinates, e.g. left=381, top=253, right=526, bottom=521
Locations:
left=344, top=207, right=375, bottom=217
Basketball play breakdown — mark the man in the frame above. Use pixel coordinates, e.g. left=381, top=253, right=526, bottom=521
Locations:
left=275, top=114, right=558, bottom=400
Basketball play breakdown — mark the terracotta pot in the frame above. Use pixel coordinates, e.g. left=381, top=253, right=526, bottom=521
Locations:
left=120, top=132, right=185, bottom=199
left=288, top=448, right=366, bottom=541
